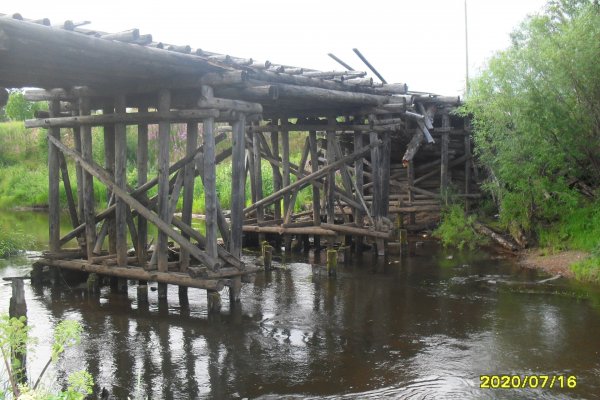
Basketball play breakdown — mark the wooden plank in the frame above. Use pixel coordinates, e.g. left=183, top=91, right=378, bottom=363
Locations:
left=157, top=89, right=171, bottom=273
left=137, top=106, right=149, bottom=266
left=48, top=100, right=61, bottom=252
left=201, top=85, right=218, bottom=261
left=114, top=94, right=128, bottom=266
left=180, top=121, right=197, bottom=271
left=47, top=134, right=223, bottom=270
left=230, top=114, right=246, bottom=259
left=79, top=97, right=96, bottom=260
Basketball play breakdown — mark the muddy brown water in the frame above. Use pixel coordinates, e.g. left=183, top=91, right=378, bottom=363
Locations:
left=1, top=211, right=600, bottom=399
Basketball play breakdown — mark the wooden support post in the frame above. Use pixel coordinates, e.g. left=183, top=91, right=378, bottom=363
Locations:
left=138, top=284, right=149, bottom=304
left=9, top=279, right=27, bottom=386
left=309, top=130, right=321, bottom=250
left=48, top=100, right=61, bottom=252
left=353, top=129, right=364, bottom=251
left=369, top=131, right=385, bottom=256
left=201, top=86, right=218, bottom=267
left=157, top=89, right=171, bottom=299
left=80, top=97, right=96, bottom=260
left=59, top=152, right=79, bottom=229
left=114, top=94, right=128, bottom=267
left=381, top=131, right=391, bottom=218
left=137, top=106, right=149, bottom=267
left=281, top=119, right=292, bottom=251
left=180, top=121, right=197, bottom=271
left=262, top=241, right=272, bottom=271
left=252, top=123, right=265, bottom=243
left=229, top=114, right=246, bottom=302
left=87, top=272, right=99, bottom=293
left=407, top=160, right=415, bottom=225
left=326, top=130, right=336, bottom=249
left=207, top=291, right=222, bottom=313
left=72, top=104, right=85, bottom=235
left=103, top=106, right=117, bottom=254
left=270, top=129, right=282, bottom=249
left=441, top=112, right=450, bottom=204
left=464, top=131, right=472, bottom=213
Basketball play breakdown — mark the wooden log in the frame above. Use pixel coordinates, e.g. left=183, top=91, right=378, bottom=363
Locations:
left=242, top=225, right=337, bottom=236
left=114, top=94, right=128, bottom=266
left=137, top=106, right=149, bottom=266
left=100, top=29, right=139, bottom=42
left=48, top=100, right=61, bottom=252
left=180, top=121, right=197, bottom=271
left=157, top=89, right=171, bottom=276
left=326, top=130, right=337, bottom=237
left=197, top=97, right=262, bottom=114
left=402, top=130, right=424, bottom=164
left=244, top=139, right=382, bottom=214
left=381, top=130, right=391, bottom=218
left=407, top=160, right=415, bottom=225
left=9, top=279, right=27, bottom=386
left=230, top=115, right=246, bottom=259
left=47, top=130, right=223, bottom=270
left=251, top=123, right=265, bottom=243
left=202, top=85, right=219, bottom=263
left=309, top=131, right=321, bottom=228
left=39, top=258, right=225, bottom=290
left=353, top=129, right=364, bottom=227
left=25, top=109, right=221, bottom=128
left=369, top=131, right=381, bottom=219
left=58, top=152, right=79, bottom=229
left=0, top=17, right=225, bottom=89
left=79, top=97, right=96, bottom=260
left=320, top=223, right=391, bottom=239
left=473, top=222, right=519, bottom=252
left=215, top=85, right=278, bottom=102
left=273, top=83, right=388, bottom=106
left=271, top=130, right=282, bottom=221
left=103, top=107, right=117, bottom=254
left=71, top=106, right=85, bottom=243
left=441, top=112, right=450, bottom=203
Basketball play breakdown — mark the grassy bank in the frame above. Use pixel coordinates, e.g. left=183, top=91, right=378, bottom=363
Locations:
left=0, top=121, right=310, bottom=214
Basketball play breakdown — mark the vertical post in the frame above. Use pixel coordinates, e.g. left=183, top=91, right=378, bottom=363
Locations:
left=103, top=105, right=117, bottom=255
left=48, top=100, right=61, bottom=252
left=229, top=114, right=246, bottom=304
left=326, top=130, right=336, bottom=229
left=369, top=131, right=381, bottom=221
left=137, top=106, right=149, bottom=266
left=407, top=160, right=415, bottom=225
left=270, top=130, right=281, bottom=219
left=252, top=123, right=265, bottom=243
left=114, top=94, right=128, bottom=267
left=464, top=130, right=472, bottom=213
left=381, top=131, right=391, bottom=218
left=180, top=122, right=197, bottom=271
left=9, top=280, right=27, bottom=386
left=201, top=86, right=218, bottom=266
left=281, top=119, right=292, bottom=251
left=309, top=130, right=321, bottom=250
left=157, top=89, right=171, bottom=299
left=80, top=97, right=96, bottom=261
left=353, top=130, right=364, bottom=226
left=72, top=104, right=84, bottom=233
left=441, top=112, right=450, bottom=204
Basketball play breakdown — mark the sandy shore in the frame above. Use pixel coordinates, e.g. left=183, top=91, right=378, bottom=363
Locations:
left=518, top=249, right=589, bottom=279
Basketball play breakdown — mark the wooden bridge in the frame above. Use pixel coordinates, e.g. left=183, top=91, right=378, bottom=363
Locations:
left=0, top=14, right=478, bottom=311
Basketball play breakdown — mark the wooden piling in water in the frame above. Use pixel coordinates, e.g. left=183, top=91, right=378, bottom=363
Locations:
left=137, top=105, right=149, bottom=267
left=326, top=248, right=337, bottom=276
left=157, top=89, right=171, bottom=299
left=48, top=100, right=61, bottom=252
left=114, top=94, right=128, bottom=267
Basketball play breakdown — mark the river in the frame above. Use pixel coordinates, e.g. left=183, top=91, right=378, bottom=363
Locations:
left=1, top=210, right=599, bottom=399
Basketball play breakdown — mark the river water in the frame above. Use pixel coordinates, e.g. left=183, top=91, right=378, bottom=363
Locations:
left=1, top=211, right=599, bottom=399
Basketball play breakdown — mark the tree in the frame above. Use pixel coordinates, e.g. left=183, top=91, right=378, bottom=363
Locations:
left=4, top=91, right=47, bottom=121
left=461, top=0, right=600, bottom=237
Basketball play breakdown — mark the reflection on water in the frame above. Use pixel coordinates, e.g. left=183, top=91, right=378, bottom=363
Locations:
left=1, top=212, right=600, bottom=399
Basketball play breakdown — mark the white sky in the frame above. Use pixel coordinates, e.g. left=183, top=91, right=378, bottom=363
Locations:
left=3, top=0, right=547, bottom=95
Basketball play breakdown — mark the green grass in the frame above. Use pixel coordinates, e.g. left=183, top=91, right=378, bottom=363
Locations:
left=571, top=256, right=600, bottom=283
left=0, top=222, right=35, bottom=257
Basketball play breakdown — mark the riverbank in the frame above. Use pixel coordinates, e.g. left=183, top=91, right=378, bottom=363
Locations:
left=518, top=248, right=589, bottom=280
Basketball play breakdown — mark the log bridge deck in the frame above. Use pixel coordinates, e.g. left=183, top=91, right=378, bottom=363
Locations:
left=0, top=14, right=478, bottom=311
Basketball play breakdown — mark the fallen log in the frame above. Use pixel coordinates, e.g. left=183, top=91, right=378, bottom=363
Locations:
left=473, top=222, right=520, bottom=252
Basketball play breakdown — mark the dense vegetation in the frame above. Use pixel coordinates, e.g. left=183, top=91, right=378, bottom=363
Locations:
left=458, top=0, right=600, bottom=280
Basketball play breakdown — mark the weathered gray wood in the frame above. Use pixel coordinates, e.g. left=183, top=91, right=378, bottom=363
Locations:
left=402, top=130, right=424, bottom=164
left=353, top=130, right=364, bottom=227
left=326, top=130, right=336, bottom=232
left=270, top=130, right=282, bottom=220
left=201, top=85, right=219, bottom=262
left=381, top=131, right=391, bottom=217
left=309, top=131, right=321, bottom=228
left=283, top=137, right=310, bottom=224
left=114, top=94, right=128, bottom=266
left=407, top=160, right=415, bottom=225
left=72, top=106, right=84, bottom=239
left=245, top=139, right=381, bottom=214
left=47, top=134, right=223, bottom=270
left=48, top=100, right=61, bottom=252
left=137, top=106, right=149, bottom=266
left=369, top=131, right=381, bottom=220
left=441, top=112, right=450, bottom=203
left=58, top=152, right=79, bottom=229
left=157, top=89, right=171, bottom=275
left=242, top=225, right=336, bottom=236
left=180, top=121, right=197, bottom=271
left=230, top=114, right=246, bottom=259
left=79, top=97, right=96, bottom=260
left=252, top=123, right=265, bottom=242
left=197, top=97, right=262, bottom=114
left=38, top=258, right=224, bottom=290
left=321, top=223, right=391, bottom=239
left=273, top=83, right=388, bottom=106
left=25, top=109, right=220, bottom=128
left=103, top=108, right=117, bottom=254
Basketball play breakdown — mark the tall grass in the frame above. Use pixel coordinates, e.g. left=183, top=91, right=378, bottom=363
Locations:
left=0, top=222, right=35, bottom=257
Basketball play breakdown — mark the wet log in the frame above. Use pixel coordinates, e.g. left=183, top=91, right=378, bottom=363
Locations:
left=47, top=134, right=223, bottom=270
left=473, top=222, right=520, bottom=252
left=320, top=223, right=391, bottom=239
left=25, top=109, right=220, bottom=128
left=38, top=258, right=224, bottom=291
left=242, top=225, right=337, bottom=236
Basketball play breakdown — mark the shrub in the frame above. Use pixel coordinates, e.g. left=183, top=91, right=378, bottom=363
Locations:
left=433, top=204, right=486, bottom=250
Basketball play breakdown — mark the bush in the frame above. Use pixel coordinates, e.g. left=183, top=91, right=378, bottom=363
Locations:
left=433, top=204, right=486, bottom=250
left=4, top=91, right=47, bottom=121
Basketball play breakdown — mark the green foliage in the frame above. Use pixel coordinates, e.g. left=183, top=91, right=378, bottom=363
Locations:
left=433, top=204, right=486, bottom=250
left=4, top=92, right=47, bottom=122
left=0, top=223, right=35, bottom=258
left=461, top=0, right=600, bottom=237
left=571, top=256, right=600, bottom=283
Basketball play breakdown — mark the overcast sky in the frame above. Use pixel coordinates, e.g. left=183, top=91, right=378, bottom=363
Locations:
left=4, top=0, right=547, bottom=95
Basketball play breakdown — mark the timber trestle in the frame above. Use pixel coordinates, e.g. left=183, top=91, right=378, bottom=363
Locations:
left=0, top=14, right=478, bottom=311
